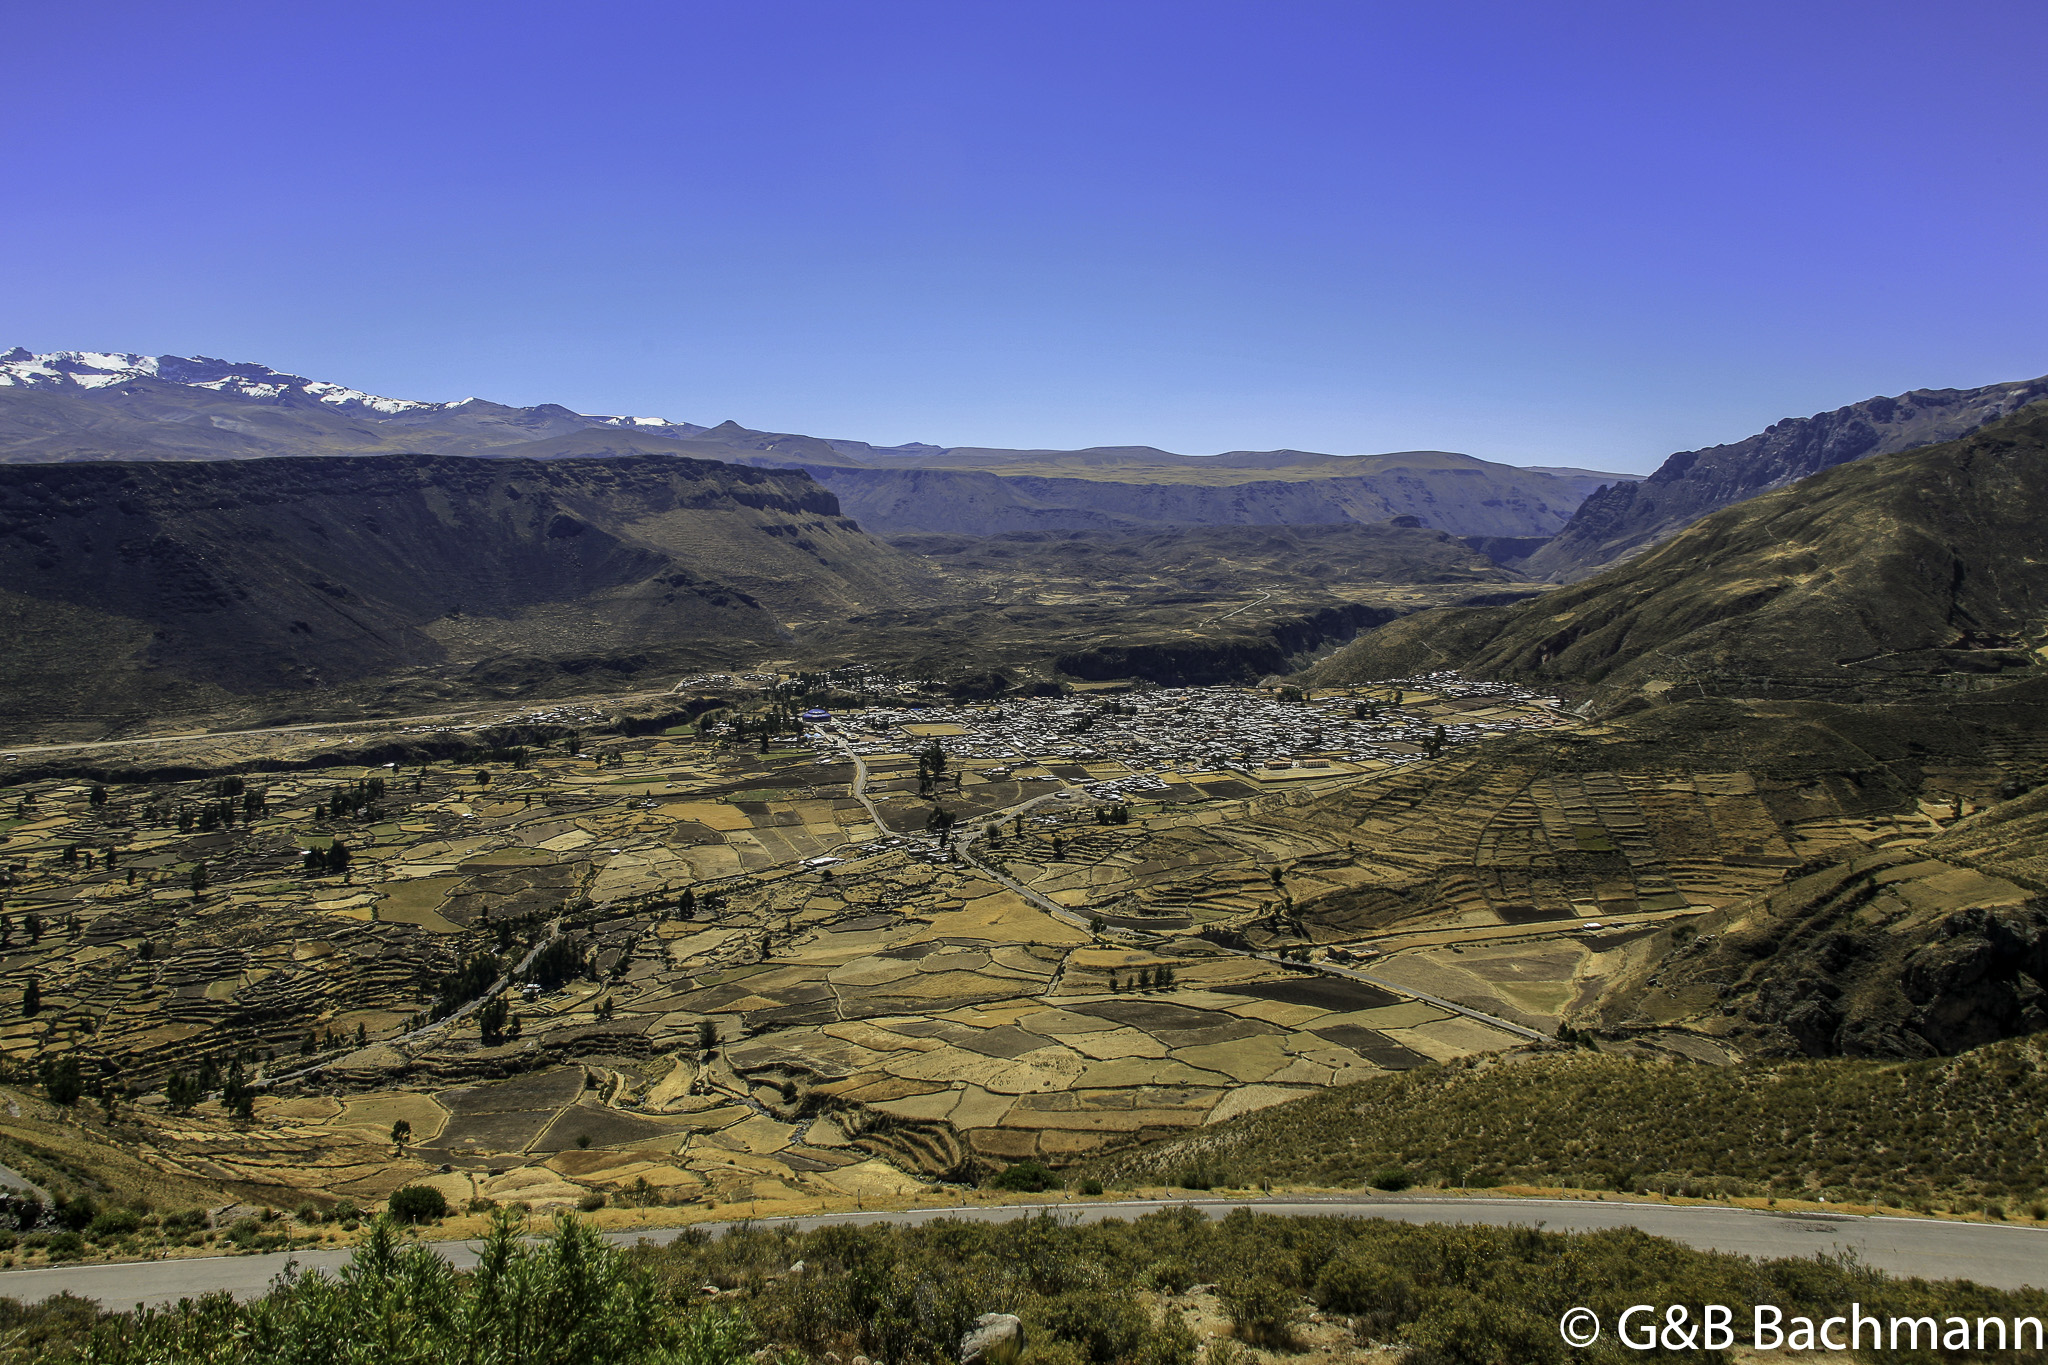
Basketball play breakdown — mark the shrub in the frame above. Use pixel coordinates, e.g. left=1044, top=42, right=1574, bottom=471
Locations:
left=1370, top=1167, right=1413, bottom=1192
left=1035, top=1289, right=1155, bottom=1364
left=1218, top=1274, right=1299, bottom=1348
left=387, top=1185, right=449, bottom=1223
left=39, top=1231, right=85, bottom=1261
left=1314, top=1257, right=1417, bottom=1337
left=1077, top=1177, right=1104, bottom=1196
left=151, top=1209, right=204, bottom=1236
left=1403, top=1288, right=1563, bottom=1365
left=988, top=1161, right=1058, bottom=1193
left=53, top=1195, right=98, bottom=1232
left=86, top=1208, right=142, bottom=1239
left=577, top=1192, right=608, bottom=1212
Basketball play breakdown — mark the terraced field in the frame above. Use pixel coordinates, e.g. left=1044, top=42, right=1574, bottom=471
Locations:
left=0, top=675, right=1971, bottom=1231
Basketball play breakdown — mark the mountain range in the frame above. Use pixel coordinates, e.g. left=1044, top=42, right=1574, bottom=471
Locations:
left=0, top=349, right=1630, bottom=541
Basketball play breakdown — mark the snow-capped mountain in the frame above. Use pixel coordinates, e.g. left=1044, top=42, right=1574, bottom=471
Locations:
left=0, top=348, right=699, bottom=432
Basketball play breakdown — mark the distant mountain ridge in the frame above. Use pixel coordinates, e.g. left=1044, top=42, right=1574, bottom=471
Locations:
left=1520, top=372, right=2048, bottom=581
left=0, top=347, right=1637, bottom=540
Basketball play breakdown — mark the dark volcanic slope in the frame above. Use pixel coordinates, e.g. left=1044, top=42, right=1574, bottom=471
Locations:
left=1309, top=403, right=2048, bottom=709
left=1521, top=373, right=2048, bottom=581
left=0, top=455, right=934, bottom=740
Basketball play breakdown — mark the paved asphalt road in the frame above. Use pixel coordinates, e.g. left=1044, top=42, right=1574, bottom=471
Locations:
left=5, top=1195, right=2044, bottom=1311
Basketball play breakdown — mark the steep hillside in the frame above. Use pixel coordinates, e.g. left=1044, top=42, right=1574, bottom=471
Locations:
left=1308, top=403, right=2048, bottom=710
left=1521, top=373, right=2048, bottom=581
left=1596, top=844, right=2046, bottom=1059
left=0, top=454, right=936, bottom=741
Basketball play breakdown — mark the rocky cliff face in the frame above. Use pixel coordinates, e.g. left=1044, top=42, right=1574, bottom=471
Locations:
left=1520, top=374, right=2048, bottom=581
left=0, top=454, right=934, bottom=740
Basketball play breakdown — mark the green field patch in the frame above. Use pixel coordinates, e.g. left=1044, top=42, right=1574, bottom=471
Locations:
left=723, top=789, right=789, bottom=804
left=375, top=876, right=464, bottom=932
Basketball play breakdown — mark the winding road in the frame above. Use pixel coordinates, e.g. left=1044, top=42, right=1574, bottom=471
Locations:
left=4, top=1195, right=2041, bottom=1311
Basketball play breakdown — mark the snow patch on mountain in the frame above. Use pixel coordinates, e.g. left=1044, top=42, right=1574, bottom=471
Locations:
left=0, top=348, right=693, bottom=428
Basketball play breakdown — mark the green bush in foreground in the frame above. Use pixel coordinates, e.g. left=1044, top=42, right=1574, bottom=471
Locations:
left=5, top=1206, right=2043, bottom=1364
left=62, top=1211, right=742, bottom=1365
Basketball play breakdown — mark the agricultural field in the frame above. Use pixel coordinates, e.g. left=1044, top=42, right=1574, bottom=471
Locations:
left=0, top=672, right=1986, bottom=1243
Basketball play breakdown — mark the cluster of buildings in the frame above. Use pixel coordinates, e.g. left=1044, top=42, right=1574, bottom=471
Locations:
left=805, top=673, right=1564, bottom=777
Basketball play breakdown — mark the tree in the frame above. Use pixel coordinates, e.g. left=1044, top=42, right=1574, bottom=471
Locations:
left=387, top=1184, right=447, bottom=1222
left=222, top=1060, right=255, bottom=1122
left=88, top=785, right=107, bottom=809
left=24, top=912, right=43, bottom=943
left=697, top=1019, right=717, bottom=1053
left=476, top=993, right=510, bottom=1046
left=165, top=1069, right=203, bottom=1111
left=40, top=1057, right=83, bottom=1106
left=20, top=978, right=39, bottom=1016
left=391, top=1118, right=412, bottom=1147
left=189, top=863, right=209, bottom=895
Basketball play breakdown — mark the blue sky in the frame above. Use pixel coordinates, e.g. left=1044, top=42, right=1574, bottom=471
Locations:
left=5, top=1, right=2044, bottom=473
